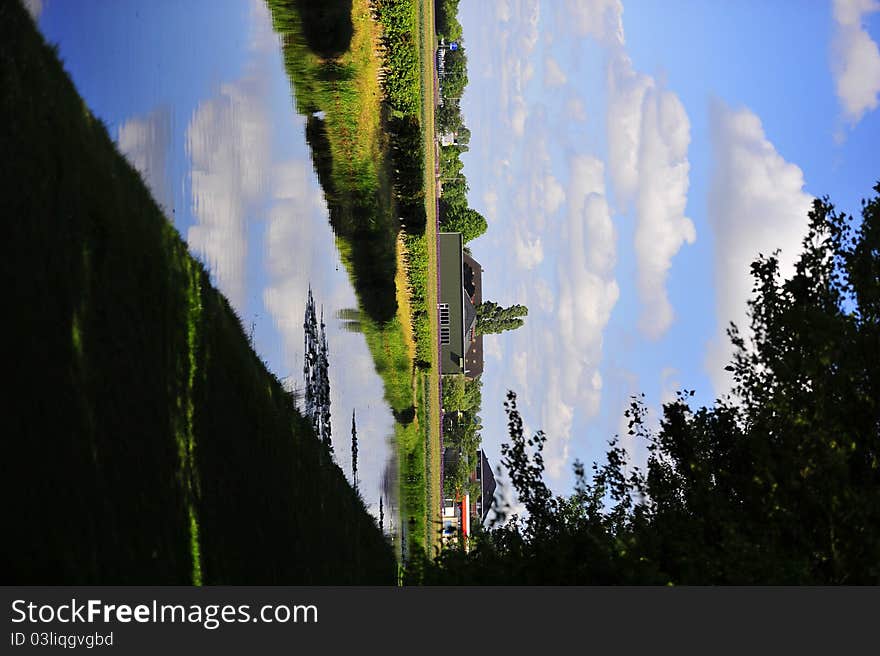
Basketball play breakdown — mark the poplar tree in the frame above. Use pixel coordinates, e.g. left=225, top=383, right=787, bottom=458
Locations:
left=351, top=409, right=359, bottom=493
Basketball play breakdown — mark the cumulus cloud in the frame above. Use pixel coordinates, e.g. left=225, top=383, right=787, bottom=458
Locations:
left=513, top=227, right=545, bottom=270
left=117, top=107, right=173, bottom=214
left=547, top=155, right=620, bottom=476
left=543, top=174, right=566, bottom=214
left=186, top=71, right=270, bottom=311
left=606, top=51, right=653, bottom=209
left=564, top=0, right=624, bottom=45
left=532, top=278, right=555, bottom=313
left=543, top=56, right=568, bottom=88
left=482, top=187, right=499, bottom=222
left=634, top=88, right=696, bottom=338
left=484, top=335, right=503, bottom=360
left=707, top=100, right=813, bottom=394
left=606, top=48, right=695, bottom=339
left=261, top=160, right=327, bottom=353
left=831, top=0, right=880, bottom=125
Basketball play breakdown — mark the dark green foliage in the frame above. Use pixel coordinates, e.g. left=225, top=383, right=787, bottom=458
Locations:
left=476, top=301, right=528, bottom=335
left=375, top=0, right=421, bottom=116
left=441, top=204, right=488, bottom=243
left=416, top=187, right=880, bottom=585
left=435, top=0, right=463, bottom=42
left=439, top=45, right=468, bottom=99
left=1, top=1, right=395, bottom=584
left=303, top=114, right=399, bottom=323
left=304, top=288, right=332, bottom=454
left=287, top=0, right=354, bottom=58
left=441, top=376, right=483, bottom=497
left=351, top=409, right=359, bottom=493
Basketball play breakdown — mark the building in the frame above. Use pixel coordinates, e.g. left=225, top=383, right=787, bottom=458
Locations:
left=462, top=251, right=484, bottom=378
left=439, top=232, right=483, bottom=378
left=441, top=448, right=497, bottom=546
left=439, top=232, right=472, bottom=375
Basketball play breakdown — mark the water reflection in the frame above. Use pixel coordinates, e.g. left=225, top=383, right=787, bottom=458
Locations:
left=35, top=0, right=398, bottom=537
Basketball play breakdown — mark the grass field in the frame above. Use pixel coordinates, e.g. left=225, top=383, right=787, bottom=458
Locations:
left=417, top=0, right=443, bottom=555
left=2, top=0, right=395, bottom=584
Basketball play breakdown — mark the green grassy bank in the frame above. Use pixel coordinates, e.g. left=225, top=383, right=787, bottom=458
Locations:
left=1, top=0, right=395, bottom=584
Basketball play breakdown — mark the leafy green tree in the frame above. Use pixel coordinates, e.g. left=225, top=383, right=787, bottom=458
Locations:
left=441, top=206, right=487, bottom=243
left=304, top=286, right=332, bottom=455
left=416, top=185, right=880, bottom=585
left=476, top=301, right=528, bottom=335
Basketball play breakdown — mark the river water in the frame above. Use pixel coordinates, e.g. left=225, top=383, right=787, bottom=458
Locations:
left=32, top=0, right=399, bottom=536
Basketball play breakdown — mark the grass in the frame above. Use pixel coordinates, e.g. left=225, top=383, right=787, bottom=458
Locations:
left=417, top=0, right=443, bottom=555
left=2, top=0, right=395, bottom=584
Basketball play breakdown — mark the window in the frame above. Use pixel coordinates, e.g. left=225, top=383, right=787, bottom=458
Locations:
left=439, top=303, right=450, bottom=325
left=440, top=326, right=450, bottom=345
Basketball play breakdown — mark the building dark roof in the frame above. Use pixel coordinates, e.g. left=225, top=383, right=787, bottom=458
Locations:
left=462, top=251, right=484, bottom=378
left=478, top=450, right=497, bottom=525
left=463, top=287, right=476, bottom=338
left=439, top=233, right=466, bottom=375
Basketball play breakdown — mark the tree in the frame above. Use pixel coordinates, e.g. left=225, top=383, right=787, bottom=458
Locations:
left=476, top=301, right=528, bottom=335
left=415, top=184, right=880, bottom=585
left=303, top=286, right=332, bottom=454
left=440, top=205, right=487, bottom=243
left=351, top=409, right=358, bottom=494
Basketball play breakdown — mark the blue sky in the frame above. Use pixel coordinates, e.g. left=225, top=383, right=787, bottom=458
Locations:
left=26, top=0, right=880, bottom=505
left=456, top=0, right=880, bottom=495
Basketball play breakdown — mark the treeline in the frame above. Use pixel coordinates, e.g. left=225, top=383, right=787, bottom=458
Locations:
left=374, top=0, right=427, bottom=234
left=433, top=0, right=487, bottom=245
left=411, top=189, right=880, bottom=585
left=2, top=0, right=396, bottom=584
left=373, top=0, right=432, bottom=366
left=441, top=375, right=483, bottom=498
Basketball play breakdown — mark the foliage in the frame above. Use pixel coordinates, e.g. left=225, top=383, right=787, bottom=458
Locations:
left=351, top=409, right=359, bottom=493
left=417, top=185, right=880, bottom=585
left=304, top=287, right=332, bottom=454
left=441, top=204, right=488, bottom=243
left=476, top=301, right=528, bottom=335
left=435, top=0, right=463, bottom=42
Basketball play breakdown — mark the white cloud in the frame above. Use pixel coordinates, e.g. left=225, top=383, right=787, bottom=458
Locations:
left=513, top=227, right=544, bottom=269
left=484, top=335, right=503, bottom=360
left=186, top=70, right=270, bottom=312
left=117, top=107, right=173, bottom=214
left=563, top=0, right=624, bottom=45
left=543, top=174, right=565, bottom=214
left=543, top=56, right=568, bottom=88
left=634, top=88, right=696, bottom=338
left=606, top=48, right=695, bottom=339
left=707, top=101, right=813, bottom=394
left=831, top=0, right=880, bottom=125
left=23, top=0, right=42, bottom=19
left=606, top=51, right=653, bottom=209
left=659, top=366, right=681, bottom=406
left=545, top=155, right=619, bottom=477
left=532, top=278, right=555, bottom=313
left=482, top=187, right=499, bottom=222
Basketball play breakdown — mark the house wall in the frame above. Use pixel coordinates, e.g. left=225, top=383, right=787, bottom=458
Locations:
left=439, top=232, right=465, bottom=375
